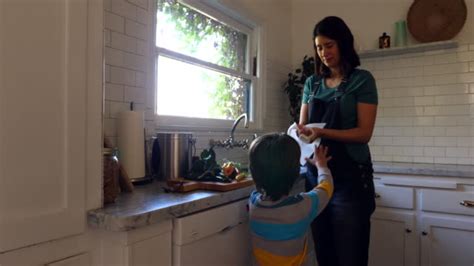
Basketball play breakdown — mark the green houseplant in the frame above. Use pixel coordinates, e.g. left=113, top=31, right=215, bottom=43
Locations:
left=283, top=55, right=315, bottom=123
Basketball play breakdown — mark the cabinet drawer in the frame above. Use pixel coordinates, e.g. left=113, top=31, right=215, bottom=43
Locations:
left=421, top=189, right=474, bottom=216
left=374, top=185, right=414, bottom=209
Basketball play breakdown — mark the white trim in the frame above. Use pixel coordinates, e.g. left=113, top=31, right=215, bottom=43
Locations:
left=152, top=0, right=264, bottom=131
left=156, top=47, right=253, bottom=80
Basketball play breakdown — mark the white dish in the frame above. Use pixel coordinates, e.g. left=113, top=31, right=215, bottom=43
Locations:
left=287, top=122, right=326, bottom=165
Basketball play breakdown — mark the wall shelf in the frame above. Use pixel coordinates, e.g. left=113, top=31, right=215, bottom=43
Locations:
left=359, top=40, right=458, bottom=59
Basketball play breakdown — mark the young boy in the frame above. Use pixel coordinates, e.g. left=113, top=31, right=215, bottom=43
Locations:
left=248, top=133, right=333, bottom=266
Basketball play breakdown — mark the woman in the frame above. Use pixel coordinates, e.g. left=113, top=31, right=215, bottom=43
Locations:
left=297, top=16, right=378, bottom=266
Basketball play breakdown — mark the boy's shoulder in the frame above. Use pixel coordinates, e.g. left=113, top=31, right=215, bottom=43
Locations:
left=249, top=190, right=313, bottom=208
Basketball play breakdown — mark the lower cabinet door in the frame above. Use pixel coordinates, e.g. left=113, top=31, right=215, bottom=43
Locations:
left=369, top=209, right=416, bottom=266
left=128, top=232, right=172, bottom=266
left=420, top=215, right=474, bottom=266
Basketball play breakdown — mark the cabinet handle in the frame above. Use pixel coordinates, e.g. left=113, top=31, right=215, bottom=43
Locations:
left=460, top=200, right=474, bottom=207
left=421, top=231, right=428, bottom=236
left=405, top=229, right=412, bottom=233
left=374, top=193, right=381, bottom=199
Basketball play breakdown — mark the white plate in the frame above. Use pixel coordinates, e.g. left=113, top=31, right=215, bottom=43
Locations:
left=287, top=122, right=326, bottom=165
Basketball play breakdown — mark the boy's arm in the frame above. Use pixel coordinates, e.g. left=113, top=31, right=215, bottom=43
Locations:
left=312, top=166, right=333, bottom=216
left=305, top=166, right=334, bottom=219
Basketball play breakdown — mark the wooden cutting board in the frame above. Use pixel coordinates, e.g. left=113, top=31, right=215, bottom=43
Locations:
left=166, top=178, right=254, bottom=192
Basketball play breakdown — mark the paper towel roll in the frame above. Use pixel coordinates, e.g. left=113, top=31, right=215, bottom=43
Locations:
left=117, top=110, right=145, bottom=181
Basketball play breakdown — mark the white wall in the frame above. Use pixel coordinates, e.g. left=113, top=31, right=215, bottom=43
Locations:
left=290, top=0, right=474, bottom=68
left=365, top=46, right=474, bottom=165
left=103, top=0, right=293, bottom=166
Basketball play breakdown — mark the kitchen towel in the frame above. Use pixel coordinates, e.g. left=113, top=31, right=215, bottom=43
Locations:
left=117, top=110, right=145, bottom=181
left=287, top=122, right=326, bottom=165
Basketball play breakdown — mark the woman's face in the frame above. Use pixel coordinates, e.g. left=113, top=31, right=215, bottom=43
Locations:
left=315, top=35, right=341, bottom=69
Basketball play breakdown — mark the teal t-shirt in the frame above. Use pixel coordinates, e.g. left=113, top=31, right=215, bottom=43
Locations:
left=302, top=69, right=378, bottom=163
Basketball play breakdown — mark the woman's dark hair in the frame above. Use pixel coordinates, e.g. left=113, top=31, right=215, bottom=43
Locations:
left=249, top=133, right=300, bottom=201
left=313, top=16, right=360, bottom=78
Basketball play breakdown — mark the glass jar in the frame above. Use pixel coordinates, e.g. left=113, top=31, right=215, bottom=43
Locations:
left=103, top=148, right=120, bottom=204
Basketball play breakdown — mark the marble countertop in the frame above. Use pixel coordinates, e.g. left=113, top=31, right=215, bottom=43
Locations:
left=373, top=162, right=474, bottom=178
left=88, top=162, right=473, bottom=232
left=87, top=181, right=255, bottom=231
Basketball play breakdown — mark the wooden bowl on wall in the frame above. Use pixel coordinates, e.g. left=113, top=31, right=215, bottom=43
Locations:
left=407, top=0, right=467, bottom=43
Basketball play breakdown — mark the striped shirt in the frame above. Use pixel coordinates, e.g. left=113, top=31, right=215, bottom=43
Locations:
left=249, top=167, right=333, bottom=266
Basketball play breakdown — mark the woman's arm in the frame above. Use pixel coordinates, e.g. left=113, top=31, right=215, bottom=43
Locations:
left=299, top=103, right=309, bottom=125
left=306, top=102, right=377, bottom=143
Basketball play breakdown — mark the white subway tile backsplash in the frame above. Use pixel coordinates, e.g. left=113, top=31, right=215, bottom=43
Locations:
left=383, top=127, right=404, bottom=136
left=105, top=83, right=124, bottom=101
left=446, top=126, right=470, bottom=137
left=105, top=65, right=111, bottom=82
left=128, top=0, right=148, bottom=9
left=124, top=86, right=146, bottom=104
left=135, top=71, right=146, bottom=87
left=458, top=72, right=474, bottom=83
left=414, top=156, right=434, bottom=163
left=423, top=147, right=446, bottom=157
left=435, top=95, right=470, bottom=105
left=457, top=51, right=474, bottom=62
left=433, top=53, right=458, bottom=64
left=135, top=6, right=149, bottom=24
left=125, top=19, right=147, bottom=40
left=393, top=137, right=414, bottom=146
left=434, top=157, right=458, bottom=164
left=446, top=147, right=469, bottom=157
left=109, top=101, right=131, bottom=118
left=402, top=126, right=424, bottom=136
left=111, top=32, right=137, bottom=53
left=392, top=156, right=413, bottom=163
left=434, top=137, right=458, bottom=147
left=423, top=126, right=446, bottom=137
left=105, top=29, right=111, bottom=47
left=105, top=11, right=125, bottom=33
left=414, top=136, right=434, bottom=146
left=112, top=0, right=137, bottom=20
left=414, top=96, right=434, bottom=106
left=414, top=117, right=434, bottom=126
left=110, top=66, right=136, bottom=86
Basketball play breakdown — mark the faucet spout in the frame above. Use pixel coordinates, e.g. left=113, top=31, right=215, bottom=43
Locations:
left=230, top=113, right=248, bottom=142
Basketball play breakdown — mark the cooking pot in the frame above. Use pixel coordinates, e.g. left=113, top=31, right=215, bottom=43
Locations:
left=152, top=132, right=196, bottom=180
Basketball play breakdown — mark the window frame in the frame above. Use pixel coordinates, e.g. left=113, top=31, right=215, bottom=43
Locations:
left=151, top=0, right=265, bottom=132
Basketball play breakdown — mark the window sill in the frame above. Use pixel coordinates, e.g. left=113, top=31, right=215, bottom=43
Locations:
left=359, top=40, right=458, bottom=59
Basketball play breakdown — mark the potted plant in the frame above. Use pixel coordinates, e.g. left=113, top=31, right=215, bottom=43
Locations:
left=283, top=55, right=314, bottom=123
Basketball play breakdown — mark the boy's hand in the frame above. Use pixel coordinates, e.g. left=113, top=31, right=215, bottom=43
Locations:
left=305, top=145, right=331, bottom=168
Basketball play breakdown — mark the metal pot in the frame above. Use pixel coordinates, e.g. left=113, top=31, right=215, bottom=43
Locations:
left=154, top=132, right=196, bottom=180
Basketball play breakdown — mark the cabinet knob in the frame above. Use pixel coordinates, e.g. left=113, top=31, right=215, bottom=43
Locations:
left=460, top=200, right=474, bottom=207
left=405, top=229, right=412, bottom=233
left=421, top=231, right=428, bottom=236
left=374, top=193, right=381, bottom=199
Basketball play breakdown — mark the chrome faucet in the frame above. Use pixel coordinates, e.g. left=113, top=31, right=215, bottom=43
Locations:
left=209, top=113, right=254, bottom=149
left=230, top=113, right=249, bottom=143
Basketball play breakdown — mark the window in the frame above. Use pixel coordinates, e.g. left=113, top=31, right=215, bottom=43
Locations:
left=154, top=0, right=260, bottom=128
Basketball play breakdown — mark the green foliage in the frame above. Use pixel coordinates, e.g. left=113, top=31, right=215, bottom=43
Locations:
left=157, top=0, right=247, bottom=119
left=283, top=55, right=314, bottom=123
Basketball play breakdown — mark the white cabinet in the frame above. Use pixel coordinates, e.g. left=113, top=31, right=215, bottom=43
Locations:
left=0, top=0, right=102, bottom=263
left=90, top=220, right=173, bottom=266
left=369, top=174, right=474, bottom=266
left=420, top=215, right=474, bottom=266
left=172, top=199, right=251, bottom=266
left=369, top=209, right=416, bottom=266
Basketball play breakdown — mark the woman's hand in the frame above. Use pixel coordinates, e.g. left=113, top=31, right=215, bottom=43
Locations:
left=306, top=145, right=331, bottom=168
left=297, top=124, right=323, bottom=142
